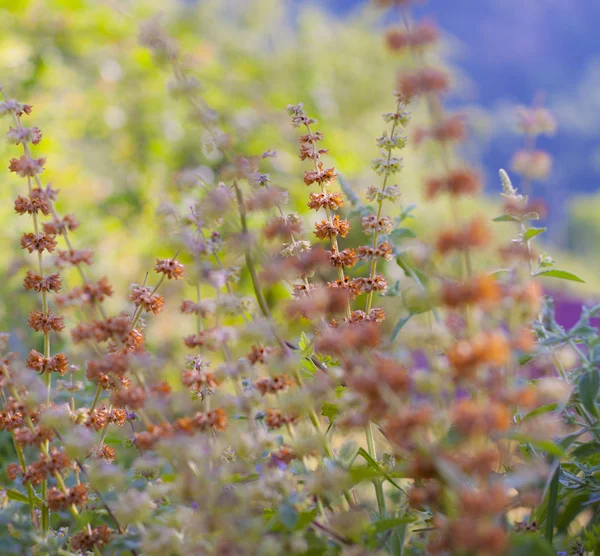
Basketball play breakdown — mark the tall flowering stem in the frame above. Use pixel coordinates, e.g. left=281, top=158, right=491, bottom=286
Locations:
left=288, top=104, right=353, bottom=319
left=364, top=95, right=409, bottom=314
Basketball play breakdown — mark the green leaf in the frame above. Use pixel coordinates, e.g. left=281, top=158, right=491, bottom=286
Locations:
left=510, top=433, right=565, bottom=457
left=572, top=441, right=600, bottom=459
left=579, top=368, right=600, bottom=418
left=357, top=448, right=407, bottom=493
left=390, top=313, right=413, bottom=342
left=321, top=402, right=340, bottom=422
left=545, top=465, right=560, bottom=544
left=535, top=269, right=585, bottom=283
left=523, top=227, right=546, bottom=241
left=509, top=534, right=556, bottom=556
left=390, top=228, right=416, bottom=242
left=278, top=503, right=299, bottom=530
left=4, top=488, right=42, bottom=508
left=493, top=214, right=519, bottom=222
left=556, top=492, right=591, bottom=531
left=489, top=268, right=511, bottom=278
left=338, top=440, right=359, bottom=466
left=521, top=402, right=558, bottom=422
left=369, top=515, right=416, bottom=534
left=298, top=332, right=310, bottom=353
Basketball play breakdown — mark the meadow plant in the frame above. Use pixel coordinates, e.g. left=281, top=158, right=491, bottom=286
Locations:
left=0, top=1, right=597, bottom=555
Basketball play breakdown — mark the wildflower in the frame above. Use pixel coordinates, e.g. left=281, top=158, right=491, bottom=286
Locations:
left=13, top=426, right=54, bottom=447
left=326, top=276, right=361, bottom=299
left=246, top=187, right=288, bottom=211
left=347, top=355, right=410, bottom=417
left=26, top=350, right=69, bottom=375
left=357, top=242, right=394, bottom=261
left=503, top=197, right=547, bottom=220
left=328, top=248, right=358, bottom=268
left=516, top=106, right=556, bottom=136
left=425, top=168, right=481, bottom=199
left=264, top=214, right=303, bottom=240
left=304, top=162, right=338, bottom=186
left=307, top=192, right=344, bottom=211
left=452, top=399, right=511, bottom=436
left=23, top=271, right=62, bottom=293
left=436, top=217, right=490, bottom=255
left=315, top=322, right=380, bottom=355
left=361, top=214, right=394, bottom=235
left=56, top=249, right=93, bottom=267
left=385, top=406, right=433, bottom=449
left=27, top=310, right=64, bottom=333
left=47, top=484, right=88, bottom=511
left=0, top=100, right=32, bottom=117
left=130, top=285, right=165, bottom=314
left=56, top=277, right=113, bottom=307
left=32, top=183, right=58, bottom=201
left=6, top=126, right=42, bottom=145
left=398, top=68, right=449, bottom=98
left=180, top=299, right=215, bottom=317
left=292, top=283, right=316, bottom=298
left=511, top=149, right=553, bottom=181
left=42, top=214, right=79, bottom=235
left=287, top=286, right=351, bottom=318
left=8, top=156, right=45, bottom=177
left=447, top=330, right=510, bottom=378
left=20, top=232, right=57, bottom=254
left=371, top=153, right=403, bottom=176
left=111, top=386, right=146, bottom=409
left=181, top=363, right=219, bottom=392
left=365, top=184, right=400, bottom=203
left=154, top=258, right=185, bottom=279
left=255, top=375, right=294, bottom=395
left=286, top=103, right=317, bottom=128
left=314, top=215, right=350, bottom=239
left=264, top=409, right=299, bottom=429
left=440, top=276, right=501, bottom=308
left=269, top=446, right=296, bottom=468
left=247, top=345, right=275, bottom=365
left=281, top=240, right=312, bottom=257
left=415, top=114, right=466, bottom=144
left=71, top=526, right=112, bottom=553
left=14, top=194, right=51, bottom=216
left=385, top=20, right=438, bottom=51
left=352, top=274, right=389, bottom=295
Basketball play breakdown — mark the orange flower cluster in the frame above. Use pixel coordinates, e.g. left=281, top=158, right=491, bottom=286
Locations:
left=436, top=217, right=490, bottom=255
left=56, top=277, right=113, bottom=307
left=71, top=526, right=112, bottom=554
left=440, top=275, right=501, bottom=308
left=255, top=375, right=294, bottom=395
left=264, top=409, right=299, bottom=429
left=26, top=349, right=69, bottom=375
left=314, top=214, right=350, bottom=240
left=385, top=20, right=438, bottom=51
left=47, top=484, right=88, bottom=511
left=134, top=409, right=227, bottom=449
left=447, top=330, right=510, bottom=379
left=85, top=405, right=127, bottom=431
left=425, top=168, right=481, bottom=199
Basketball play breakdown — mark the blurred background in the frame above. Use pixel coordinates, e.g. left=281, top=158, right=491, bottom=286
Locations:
left=0, top=0, right=598, bottom=344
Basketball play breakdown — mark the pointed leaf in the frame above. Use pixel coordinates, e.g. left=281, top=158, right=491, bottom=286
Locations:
left=493, top=214, right=519, bottom=222
left=535, top=269, right=585, bottom=283
left=523, top=227, right=546, bottom=241
left=391, top=313, right=413, bottom=342
left=579, top=368, right=600, bottom=418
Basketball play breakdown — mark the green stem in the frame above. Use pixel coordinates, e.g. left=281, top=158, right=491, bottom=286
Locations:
left=366, top=421, right=386, bottom=515
left=545, top=464, right=560, bottom=545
